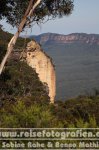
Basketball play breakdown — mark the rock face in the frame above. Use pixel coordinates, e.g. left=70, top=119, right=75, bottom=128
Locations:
left=31, top=33, right=99, bottom=45
left=22, top=40, right=56, bottom=103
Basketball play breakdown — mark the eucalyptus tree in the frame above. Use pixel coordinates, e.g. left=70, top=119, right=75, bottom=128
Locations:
left=0, top=0, right=74, bottom=74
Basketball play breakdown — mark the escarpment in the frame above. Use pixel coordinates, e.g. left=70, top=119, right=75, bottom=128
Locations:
left=32, top=33, right=99, bottom=45
left=21, top=40, right=56, bottom=103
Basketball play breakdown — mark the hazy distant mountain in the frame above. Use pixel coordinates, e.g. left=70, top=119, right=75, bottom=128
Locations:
left=1, top=28, right=99, bottom=100
left=29, top=33, right=99, bottom=100
left=30, top=33, right=99, bottom=46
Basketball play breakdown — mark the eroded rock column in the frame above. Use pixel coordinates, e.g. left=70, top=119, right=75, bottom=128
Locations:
left=23, top=40, right=56, bottom=103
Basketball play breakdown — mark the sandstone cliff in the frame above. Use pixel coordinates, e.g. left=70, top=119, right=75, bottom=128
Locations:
left=31, top=33, right=99, bottom=45
left=21, top=40, right=56, bottom=103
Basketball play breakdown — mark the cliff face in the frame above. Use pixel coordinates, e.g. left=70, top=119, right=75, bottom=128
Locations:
left=32, top=33, right=99, bottom=45
left=22, top=40, right=56, bottom=103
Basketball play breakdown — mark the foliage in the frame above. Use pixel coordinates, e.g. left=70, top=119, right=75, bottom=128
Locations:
left=52, top=96, right=99, bottom=127
left=0, top=27, right=30, bottom=62
left=0, top=60, right=49, bottom=106
left=0, top=0, right=74, bottom=27
left=0, top=28, right=99, bottom=129
left=0, top=0, right=14, bottom=20
left=0, top=100, right=62, bottom=128
left=0, top=63, right=99, bottom=128
left=0, top=95, right=99, bottom=128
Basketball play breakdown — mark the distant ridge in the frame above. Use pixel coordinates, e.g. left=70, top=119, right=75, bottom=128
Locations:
left=28, top=32, right=99, bottom=99
left=29, top=33, right=99, bottom=45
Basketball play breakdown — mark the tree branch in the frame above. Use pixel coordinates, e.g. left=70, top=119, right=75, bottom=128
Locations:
left=0, top=0, right=41, bottom=75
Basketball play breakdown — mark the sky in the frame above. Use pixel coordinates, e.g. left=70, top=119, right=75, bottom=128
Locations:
left=1, top=0, right=99, bottom=35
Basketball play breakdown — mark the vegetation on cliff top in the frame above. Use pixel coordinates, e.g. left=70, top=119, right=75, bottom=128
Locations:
left=0, top=26, right=30, bottom=62
left=0, top=28, right=99, bottom=129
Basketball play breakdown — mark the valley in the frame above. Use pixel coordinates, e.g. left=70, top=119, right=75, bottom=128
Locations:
left=31, top=33, right=99, bottom=100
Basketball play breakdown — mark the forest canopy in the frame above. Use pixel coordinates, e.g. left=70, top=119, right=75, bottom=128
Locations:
left=0, top=0, right=74, bottom=27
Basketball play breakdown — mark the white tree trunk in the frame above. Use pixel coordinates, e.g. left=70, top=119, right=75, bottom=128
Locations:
left=0, top=0, right=41, bottom=75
